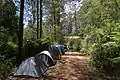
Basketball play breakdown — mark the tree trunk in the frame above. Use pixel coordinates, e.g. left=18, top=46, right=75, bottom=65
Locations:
left=40, top=0, right=43, bottom=38
left=17, top=0, right=24, bottom=66
left=32, top=3, right=36, bottom=24
left=68, top=13, right=72, bottom=35
left=52, top=1, right=56, bottom=40
left=37, top=0, right=39, bottom=39
left=74, top=11, right=77, bottom=34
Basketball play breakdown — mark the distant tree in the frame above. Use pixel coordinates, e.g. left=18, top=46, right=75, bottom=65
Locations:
left=43, top=0, right=65, bottom=42
left=24, top=21, right=37, bottom=40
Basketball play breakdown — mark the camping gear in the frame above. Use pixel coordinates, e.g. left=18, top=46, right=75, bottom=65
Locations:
left=53, top=44, right=65, bottom=55
left=47, top=45, right=62, bottom=60
left=14, top=44, right=64, bottom=78
left=14, top=57, right=48, bottom=77
left=35, top=51, right=56, bottom=67
left=14, top=51, right=54, bottom=78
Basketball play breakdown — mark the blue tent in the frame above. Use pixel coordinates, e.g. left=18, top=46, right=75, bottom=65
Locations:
left=53, top=44, right=65, bottom=55
left=14, top=45, right=64, bottom=78
left=47, top=45, right=61, bottom=60
left=14, top=51, right=54, bottom=78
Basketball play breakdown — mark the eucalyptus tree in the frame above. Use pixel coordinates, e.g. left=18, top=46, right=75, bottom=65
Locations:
left=17, top=0, right=24, bottom=65
left=25, top=0, right=43, bottom=39
left=40, top=0, right=43, bottom=38
left=43, top=0, right=66, bottom=42
left=37, top=0, right=39, bottom=39
left=43, top=0, right=58, bottom=41
left=24, top=0, right=39, bottom=38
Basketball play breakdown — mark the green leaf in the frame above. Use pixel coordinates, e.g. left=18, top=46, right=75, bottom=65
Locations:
left=111, top=57, right=120, bottom=63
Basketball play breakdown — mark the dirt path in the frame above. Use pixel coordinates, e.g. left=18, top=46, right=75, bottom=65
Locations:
left=9, top=52, right=109, bottom=80
left=41, top=52, right=89, bottom=80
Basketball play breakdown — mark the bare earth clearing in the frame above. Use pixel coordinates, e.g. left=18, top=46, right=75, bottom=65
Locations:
left=8, top=52, right=111, bottom=80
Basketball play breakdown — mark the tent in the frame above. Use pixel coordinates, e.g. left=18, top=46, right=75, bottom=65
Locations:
left=53, top=44, right=65, bottom=55
left=35, top=51, right=56, bottom=67
left=14, top=51, right=54, bottom=78
left=47, top=45, right=62, bottom=60
left=14, top=44, right=64, bottom=78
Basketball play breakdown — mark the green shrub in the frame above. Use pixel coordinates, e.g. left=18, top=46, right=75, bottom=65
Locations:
left=73, top=42, right=81, bottom=52
left=111, top=57, right=120, bottom=64
left=23, top=38, right=53, bottom=59
left=0, top=55, right=14, bottom=79
left=24, top=40, right=37, bottom=59
left=35, top=38, right=53, bottom=52
left=0, top=41, right=17, bottom=64
left=110, top=57, right=120, bottom=71
left=80, top=35, right=92, bottom=53
left=65, top=38, right=81, bottom=52
left=90, top=42, right=120, bottom=70
left=0, top=42, right=16, bottom=79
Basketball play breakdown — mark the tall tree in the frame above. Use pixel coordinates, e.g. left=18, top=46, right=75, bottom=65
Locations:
left=40, top=0, right=43, bottom=38
left=17, top=0, right=24, bottom=65
left=37, top=0, right=39, bottom=39
left=43, top=0, right=68, bottom=42
left=52, top=0, right=56, bottom=40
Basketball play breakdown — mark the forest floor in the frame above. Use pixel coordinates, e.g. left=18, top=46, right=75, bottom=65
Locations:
left=8, top=52, right=113, bottom=80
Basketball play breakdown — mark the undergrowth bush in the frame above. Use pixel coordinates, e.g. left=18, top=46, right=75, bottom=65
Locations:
left=0, top=37, right=55, bottom=79
left=0, top=41, right=17, bottom=79
left=90, top=42, right=120, bottom=71
left=23, top=38, right=53, bottom=59
left=0, top=42, right=17, bottom=64
left=0, top=55, right=14, bottom=80
left=65, top=38, right=81, bottom=52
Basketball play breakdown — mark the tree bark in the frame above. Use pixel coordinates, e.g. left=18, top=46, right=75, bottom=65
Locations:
left=53, top=1, right=56, bottom=40
left=74, top=11, right=77, bottom=34
left=37, top=0, right=39, bottom=39
left=17, top=0, right=24, bottom=66
left=40, top=0, right=43, bottom=38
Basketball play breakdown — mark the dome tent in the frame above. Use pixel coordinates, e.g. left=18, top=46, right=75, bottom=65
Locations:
left=47, top=44, right=62, bottom=60
left=14, top=44, right=64, bottom=78
left=35, top=51, right=56, bottom=67
left=53, top=44, right=65, bottom=55
left=14, top=51, right=54, bottom=78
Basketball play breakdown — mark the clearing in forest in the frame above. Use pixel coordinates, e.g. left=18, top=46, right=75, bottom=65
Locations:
left=9, top=52, right=108, bottom=80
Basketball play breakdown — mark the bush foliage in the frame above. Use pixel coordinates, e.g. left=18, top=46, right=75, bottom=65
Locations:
left=0, top=41, right=16, bottom=79
left=23, top=38, right=53, bottom=59
left=90, top=42, right=120, bottom=70
left=0, top=37, right=53, bottom=79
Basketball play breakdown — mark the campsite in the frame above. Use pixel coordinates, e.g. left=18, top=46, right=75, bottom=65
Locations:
left=9, top=52, right=111, bottom=80
left=1, top=0, right=120, bottom=80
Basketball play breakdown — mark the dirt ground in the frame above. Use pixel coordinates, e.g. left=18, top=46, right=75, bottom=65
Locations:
left=8, top=52, right=111, bottom=80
